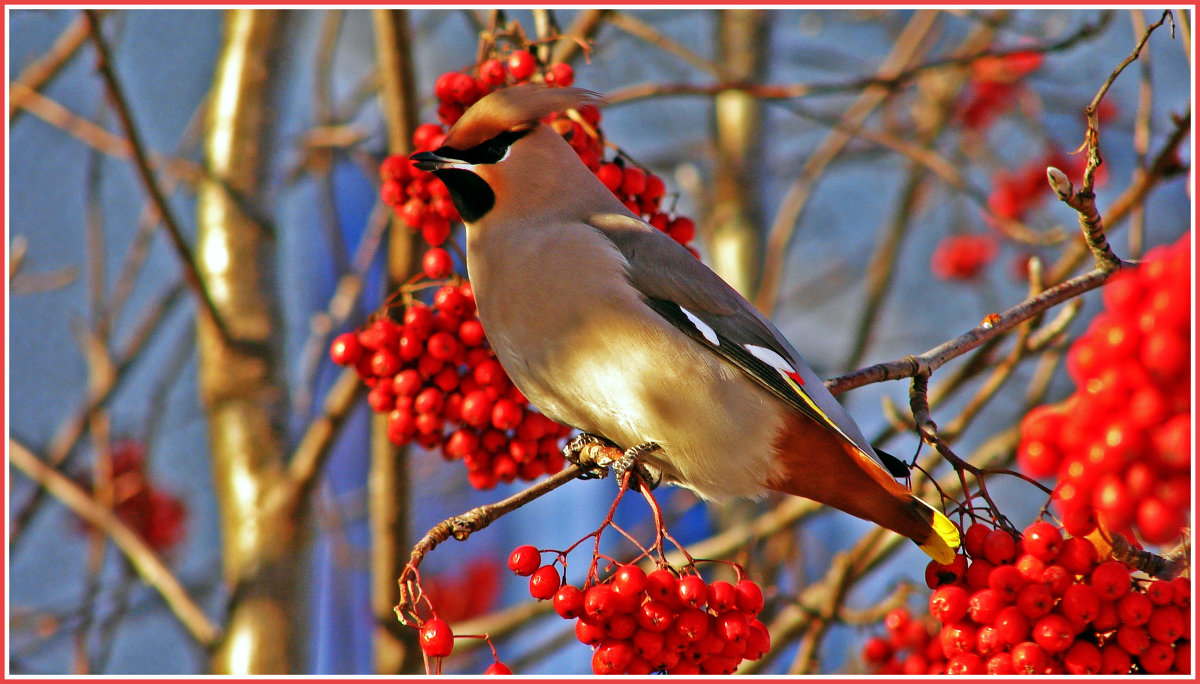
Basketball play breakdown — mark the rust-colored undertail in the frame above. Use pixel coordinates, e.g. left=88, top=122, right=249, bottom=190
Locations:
left=767, top=413, right=959, bottom=564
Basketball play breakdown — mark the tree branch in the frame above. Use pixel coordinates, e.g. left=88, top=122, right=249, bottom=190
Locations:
left=9, top=439, right=221, bottom=648
left=82, top=10, right=232, bottom=345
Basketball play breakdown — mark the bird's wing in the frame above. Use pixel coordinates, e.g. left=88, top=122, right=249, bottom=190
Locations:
left=587, top=212, right=881, bottom=461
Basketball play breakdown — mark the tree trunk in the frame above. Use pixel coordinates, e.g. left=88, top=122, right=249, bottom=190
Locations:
left=195, top=9, right=300, bottom=674
left=370, top=8, right=423, bottom=675
left=708, top=9, right=769, bottom=300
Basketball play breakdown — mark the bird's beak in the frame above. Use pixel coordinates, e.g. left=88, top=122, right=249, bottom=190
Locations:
left=410, top=150, right=461, bottom=172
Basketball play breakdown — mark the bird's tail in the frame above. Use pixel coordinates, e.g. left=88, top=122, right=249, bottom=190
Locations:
left=912, top=497, right=961, bottom=565
left=767, top=413, right=961, bottom=564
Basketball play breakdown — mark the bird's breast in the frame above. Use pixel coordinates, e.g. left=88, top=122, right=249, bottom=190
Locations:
left=466, top=222, right=785, bottom=499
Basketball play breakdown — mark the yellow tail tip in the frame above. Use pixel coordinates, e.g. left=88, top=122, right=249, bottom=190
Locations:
left=918, top=508, right=961, bottom=565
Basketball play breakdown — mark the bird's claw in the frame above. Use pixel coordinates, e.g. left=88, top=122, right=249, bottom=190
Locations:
left=562, top=432, right=617, bottom=480
left=613, top=442, right=662, bottom=491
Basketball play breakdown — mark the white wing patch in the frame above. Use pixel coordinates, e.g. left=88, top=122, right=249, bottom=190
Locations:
left=745, top=344, right=803, bottom=384
left=680, top=306, right=720, bottom=346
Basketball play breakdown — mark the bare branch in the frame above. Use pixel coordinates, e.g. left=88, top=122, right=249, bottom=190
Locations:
left=9, top=439, right=221, bottom=647
left=82, top=10, right=233, bottom=345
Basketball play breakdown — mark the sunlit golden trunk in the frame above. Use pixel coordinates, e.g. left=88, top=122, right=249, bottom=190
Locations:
left=370, top=9, right=423, bottom=674
left=709, top=9, right=769, bottom=301
left=195, top=9, right=300, bottom=674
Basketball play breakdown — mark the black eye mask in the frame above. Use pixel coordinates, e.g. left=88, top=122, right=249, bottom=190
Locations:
left=432, top=128, right=530, bottom=166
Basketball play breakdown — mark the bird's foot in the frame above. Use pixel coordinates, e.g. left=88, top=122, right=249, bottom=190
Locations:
left=613, top=442, right=662, bottom=491
left=562, top=432, right=619, bottom=480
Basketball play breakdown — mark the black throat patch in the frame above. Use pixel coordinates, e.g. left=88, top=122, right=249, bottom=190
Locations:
left=434, top=168, right=495, bottom=223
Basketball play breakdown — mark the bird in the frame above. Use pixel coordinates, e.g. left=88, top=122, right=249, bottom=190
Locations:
left=411, top=84, right=960, bottom=564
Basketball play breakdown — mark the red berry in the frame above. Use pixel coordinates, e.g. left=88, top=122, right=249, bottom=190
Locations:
left=419, top=617, right=454, bottom=657
left=645, top=569, right=677, bottom=603
left=1021, top=521, right=1063, bottom=562
left=483, top=661, right=512, bottom=675
left=477, top=59, right=506, bottom=87
left=1016, top=583, right=1054, bottom=619
left=1117, top=591, right=1153, bottom=626
left=986, top=653, right=1015, bottom=674
left=1147, top=604, right=1185, bottom=643
left=637, top=599, right=674, bottom=632
left=1010, top=641, right=1047, bottom=674
left=425, top=331, right=459, bottom=362
left=1141, top=642, right=1175, bottom=674
left=941, top=621, right=977, bottom=657
left=994, top=606, right=1031, bottom=645
left=550, top=584, right=583, bottom=619
left=1091, top=560, right=1131, bottom=601
left=673, top=608, right=709, bottom=642
left=460, top=390, right=494, bottom=428
left=1032, top=614, right=1074, bottom=653
left=716, top=610, right=749, bottom=644
left=1116, top=624, right=1150, bottom=655
left=506, top=50, right=537, bottom=81
left=929, top=585, right=969, bottom=624
left=490, top=398, right=523, bottom=430
left=612, top=565, right=647, bottom=597
left=983, top=529, right=1018, bottom=565
left=528, top=565, right=560, bottom=600
left=458, top=319, right=486, bottom=347
left=963, top=522, right=992, bottom=557
left=862, top=635, right=893, bottom=665
left=708, top=580, right=737, bottom=613
left=947, top=652, right=985, bottom=674
left=967, top=588, right=1004, bottom=624
left=1057, top=536, right=1097, bottom=574
left=1060, top=583, right=1101, bottom=624
left=1145, top=579, right=1175, bottom=606
left=667, top=216, right=696, bottom=244
left=643, top=174, right=665, bottom=201
left=735, top=579, right=764, bottom=614
left=676, top=575, right=708, bottom=609
left=592, top=639, right=634, bottom=674
left=507, top=545, right=540, bottom=576
left=422, top=247, right=454, bottom=279
left=584, top=583, right=618, bottom=623
left=620, top=166, right=647, bottom=197
left=1100, top=641, right=1133, bottom=673
left=330, top=332, right=363, bottom=365
left=421, top=214, right=452, bottom=246
left=1063, top=640, right=1102, bottom=674
left=545, top=62, right=574, bottom=87
left=926, top=554, right=968, bottom=588
left=597, top=163, right=624, bottom=192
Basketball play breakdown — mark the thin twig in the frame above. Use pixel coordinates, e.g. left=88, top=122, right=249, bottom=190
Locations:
left=8, top=11, right=93, bottom=121
left=10, top=282, right=186, bottom=548
left=82, top=9, right=232, bottom=345
left=604, top=13, right=1112, bottom=107
left=754, top=10, right=939, bottom=316
left=9, top=439, right=221, bottom=647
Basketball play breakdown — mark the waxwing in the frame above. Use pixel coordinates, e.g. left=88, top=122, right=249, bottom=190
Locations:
left=412, top=84, right=960, bottom=563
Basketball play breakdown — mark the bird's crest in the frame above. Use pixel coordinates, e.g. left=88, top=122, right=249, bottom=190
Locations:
left=444, top=84, right=604, bottom=152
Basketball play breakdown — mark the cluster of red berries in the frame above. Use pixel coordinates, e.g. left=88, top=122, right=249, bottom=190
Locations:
left=863, top=520, right=1191, bottom=674
left=434, top=49, right=575, bottom=127
left=507, top=545, right=771, bottom=674
left=930, top=233, right=999, bottom=281
left=1018, top=233, right=1191, bottom=545
left=329, top=283, right=571, bottom=489
left=957, top=50, right=1043, bottom=131
left=595, top=160, right=698, bottom=254
left=77, top=440, right=186, bottom=553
